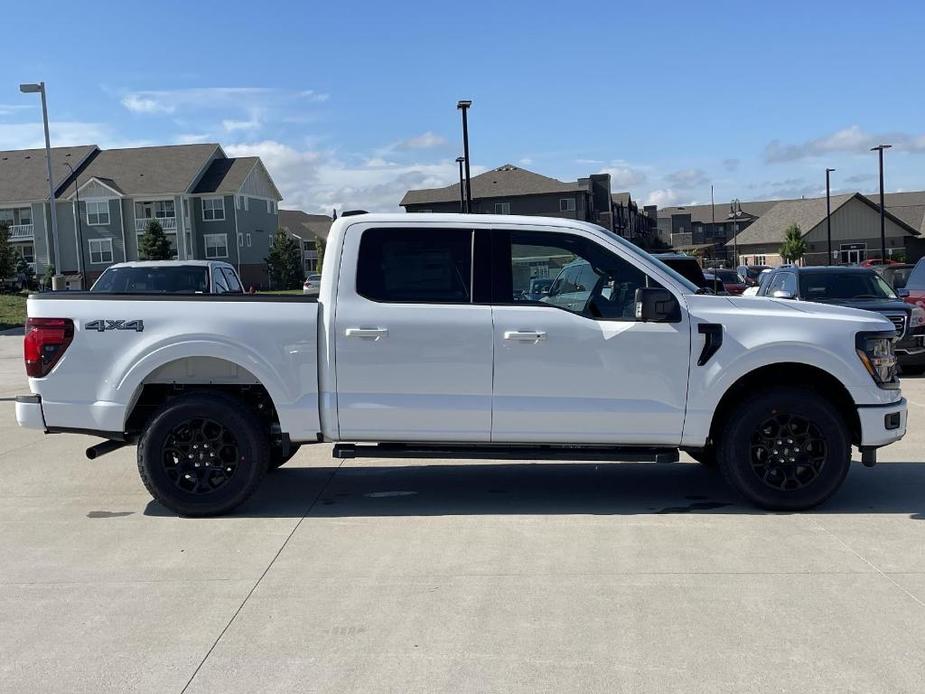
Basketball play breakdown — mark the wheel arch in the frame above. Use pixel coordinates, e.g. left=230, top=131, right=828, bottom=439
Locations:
left=707, top=362, right=861, bottom=447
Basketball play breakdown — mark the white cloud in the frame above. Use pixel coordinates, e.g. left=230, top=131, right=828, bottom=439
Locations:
left=0, top=120, right=150, bottom=149
left=518, top=157, right=533, bottom=166
left=645, top=188, right=687, bottom=207
left=222, top=115, right=261, bottom=132
left=227, top=140, right=484, bottom=214
left=121, top=94, right=174, bottom=114
left=393, top=131, right=447, bottom=151
left=765, top=125, right=925, bottom=162
left=665, top=168, right=708, bottom=189
left=600, top=164, right=647, bottom=188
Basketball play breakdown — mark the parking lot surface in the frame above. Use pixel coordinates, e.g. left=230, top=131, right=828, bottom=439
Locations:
left=2, top=332, right=925, bottom=693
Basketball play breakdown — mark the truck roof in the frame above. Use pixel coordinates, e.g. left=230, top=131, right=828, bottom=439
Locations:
left=103, top=260, right=232, bottom=269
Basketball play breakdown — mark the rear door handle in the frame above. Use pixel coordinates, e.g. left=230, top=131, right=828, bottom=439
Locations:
left=503, top=330, right=547, bottom=342
left=345, top=327, right=388, bottom=339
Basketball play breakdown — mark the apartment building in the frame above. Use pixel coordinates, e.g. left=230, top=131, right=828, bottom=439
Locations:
left=0, top=143, right=282, bottom=287
left=279, top=209, right=333, bottom=273
left=400, top=164, right=658, bottom=246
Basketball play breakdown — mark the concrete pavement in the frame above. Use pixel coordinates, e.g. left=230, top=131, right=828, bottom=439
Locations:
left=1, top=332, right=924, bottom=693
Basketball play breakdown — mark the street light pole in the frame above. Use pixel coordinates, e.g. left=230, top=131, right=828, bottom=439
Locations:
left=456, top=156, right=466, bottom=213
left=871, top=144, right=891, bottom=263
left=729, top=198, right=742, bottom=267
left=825, top=168, right=835, bottom=265
left=20, top=81, right=62, bottom=288
left=456, top=100, right=472, bottom=213
left=63, top=162, right=84, bottom=289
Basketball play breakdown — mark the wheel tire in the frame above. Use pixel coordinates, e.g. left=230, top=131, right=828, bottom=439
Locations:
left=137, top=391, right=269, bottom=517
left=269, top=443, right=301, bottom=470
left=686, top=445, right=718, bottom=468
left=717, top=386, right=851, bottom=511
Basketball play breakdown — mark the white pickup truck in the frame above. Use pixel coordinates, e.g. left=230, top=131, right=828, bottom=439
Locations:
left=16, top=214, right=907, bottom=516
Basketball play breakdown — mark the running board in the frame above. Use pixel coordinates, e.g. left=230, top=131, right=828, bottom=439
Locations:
left=332, top=443, right=679, bottom=463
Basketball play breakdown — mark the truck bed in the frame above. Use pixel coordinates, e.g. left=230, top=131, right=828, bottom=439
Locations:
left=24, top=292, right=321, bottom=442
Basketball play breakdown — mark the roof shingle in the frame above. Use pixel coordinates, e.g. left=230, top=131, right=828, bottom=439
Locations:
left=0, top=145, right=97, bottom=202
left=400, top=164, right=582, bottom=206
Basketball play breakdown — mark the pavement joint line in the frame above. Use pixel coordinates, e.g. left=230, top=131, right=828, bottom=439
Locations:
left=810, top=517, right=925, bottom=610
left=179, top=460, right=344, bottom=694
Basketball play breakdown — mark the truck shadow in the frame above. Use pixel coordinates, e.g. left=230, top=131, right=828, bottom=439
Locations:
left=145, top=460, right=925, bottom=518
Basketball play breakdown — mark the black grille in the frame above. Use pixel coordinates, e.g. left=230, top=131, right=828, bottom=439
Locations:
left=885, top=313, right=906, bottom=339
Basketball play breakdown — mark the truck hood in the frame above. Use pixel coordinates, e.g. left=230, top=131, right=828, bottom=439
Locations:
left=686, top=294, right=896, bottom=331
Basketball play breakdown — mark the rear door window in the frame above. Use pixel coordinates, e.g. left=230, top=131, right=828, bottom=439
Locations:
left=221, top=268, right=243, bottom=293
left=356, top=227, right=472, bottom=303
left=906, top=261, right=925, bottom=291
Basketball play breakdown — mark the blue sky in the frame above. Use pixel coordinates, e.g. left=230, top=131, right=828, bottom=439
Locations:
left=2, top=0, right=924, bottom=213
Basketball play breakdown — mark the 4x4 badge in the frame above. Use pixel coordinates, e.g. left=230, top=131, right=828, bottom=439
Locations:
left=85, top=320, right=145, bottom=333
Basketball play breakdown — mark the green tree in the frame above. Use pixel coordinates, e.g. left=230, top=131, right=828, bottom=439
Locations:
left=314, top=236, right=326, bottom=273
left=138, top=219, right=172, bottom=260
left=42, top=264, right=56, bottom=289
left=0, top=223, right=14, bottom=281
left=265, top=229, right=304, bottom=289
left=779, top=223, right=807, bottom=264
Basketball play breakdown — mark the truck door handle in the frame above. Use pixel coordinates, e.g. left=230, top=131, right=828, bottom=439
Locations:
left=345, top=327, right=388, bottom=339
left=504, top=330, right=547, bottom=342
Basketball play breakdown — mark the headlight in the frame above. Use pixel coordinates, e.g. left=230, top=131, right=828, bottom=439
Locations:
left=911, top=306, right=925, bottom=329
left=856, top=331, right=899, bottom=388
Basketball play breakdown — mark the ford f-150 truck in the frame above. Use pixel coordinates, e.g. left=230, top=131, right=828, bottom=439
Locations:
left=15, top=214, right=908, bottom=516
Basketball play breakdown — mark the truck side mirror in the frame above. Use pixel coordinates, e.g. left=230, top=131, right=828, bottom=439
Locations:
left=772, top=290, right=795, bottom=300
left=635, top=287, right=680, bottom=322
left=897, top=288, right=910, bottom=298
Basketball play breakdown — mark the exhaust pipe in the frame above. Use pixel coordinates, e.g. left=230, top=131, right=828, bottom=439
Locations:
left=86, top=439, right=128, bottom=460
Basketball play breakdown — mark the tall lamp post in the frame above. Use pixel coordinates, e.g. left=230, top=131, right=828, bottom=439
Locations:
left=870, top=144, right=892, bottom=263
left=20, top=81, right=62, bottom=289
left=456, top=100, right=472, bottom=213
left=825, top=168, right=835, bottom=265
left=456, top=157, right=466, bottom=213
left=63, top=162, right=84, bottom=289
left=728, top=198, right=743, bottom=267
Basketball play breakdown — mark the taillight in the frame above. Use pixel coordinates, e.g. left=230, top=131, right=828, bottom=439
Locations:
left=24, top=318, right=74, bottom=378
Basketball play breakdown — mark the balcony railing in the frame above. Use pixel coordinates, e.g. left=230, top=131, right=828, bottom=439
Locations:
left=9, top=224, right=34, bottom=239
left=135, top=216, right=178, bottom=233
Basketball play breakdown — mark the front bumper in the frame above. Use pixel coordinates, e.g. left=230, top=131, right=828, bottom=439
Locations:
left=857, top=398, right=907, bottom=447
left=15, top=395, right=46, bottom=431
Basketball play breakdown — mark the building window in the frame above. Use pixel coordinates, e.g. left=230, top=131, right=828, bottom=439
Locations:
left=202, top=197, right=225, bottom=221
left=243, top=196, right=249, bottom=212
left=246, top=232, right=252, bottom=247
left=235, top=196, right=241, bottom=210
left=303, top=239, right=316, bottom=251
left=204, top=233, right=228, bottom=259
left=559, top=198, right=576, bottom=212
left=86, top=200, right=110, bottom=226
left=238, top=233, right=244, bottom=247
left=266, top=199, right=273, bottom=214
left=495, top=202, right=511, bottom=215
left=19, top=244, right=35, bottom=263
left=88, top=238, right=113, bottom=264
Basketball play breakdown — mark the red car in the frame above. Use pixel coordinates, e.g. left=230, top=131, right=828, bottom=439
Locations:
left=703, top=269, right=746, bottom=295
left=902, top=258, right=925, bottom=310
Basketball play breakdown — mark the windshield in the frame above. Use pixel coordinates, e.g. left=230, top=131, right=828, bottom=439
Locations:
left=906, top=261, right=925, bottom=291
left=799, top=271, right=897, bottom=301
left=881, top=266, right=913, bottom=290
left=91, top=266, right=211, bottom=293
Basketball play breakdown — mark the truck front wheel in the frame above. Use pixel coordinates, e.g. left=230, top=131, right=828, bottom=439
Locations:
left=718, top=387, right=851, bottom=511
left=137, top=392, right=269, bottom=516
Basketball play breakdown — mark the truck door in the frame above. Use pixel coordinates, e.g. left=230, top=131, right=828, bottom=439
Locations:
left=333, top=225, right=493, bottom=441
left=490, top=226, right=691, bottom=445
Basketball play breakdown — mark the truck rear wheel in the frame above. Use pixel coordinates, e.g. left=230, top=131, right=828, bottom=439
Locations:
left=717, top=387, right=851, bottom=511
left=137, top=391, right=269, bottom=516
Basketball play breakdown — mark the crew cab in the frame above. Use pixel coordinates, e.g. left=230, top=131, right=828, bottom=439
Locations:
left=16, top=214, right=908, bottom=516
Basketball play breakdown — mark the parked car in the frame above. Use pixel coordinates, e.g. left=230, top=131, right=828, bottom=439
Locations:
left=90, top=261, right=243, bottom=295
left=703, top=268, right=746, bottom=295
left=652, top=253, right=720, bottom=293
left=522, top=277, right=554, bottom=301
left=303, top=273, right=322, bottom=295
left=877, top=263, right=915, bottom=292
left=736, top=264, right=771, bottom=287
left=757, top=265, right=925, bottom=373
left=17, top=213, right=907, bottom=515
left=860, top=258, right=903, bottom=268
left=893, top=258, right=925, bottom=309
left=742, top=268, right=774, bottom=296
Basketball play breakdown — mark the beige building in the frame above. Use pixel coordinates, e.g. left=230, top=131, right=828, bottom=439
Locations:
left=729, top=193, right=920, bottom=266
